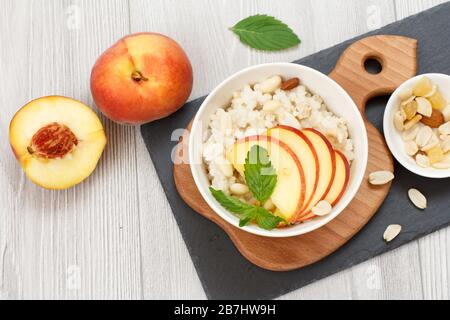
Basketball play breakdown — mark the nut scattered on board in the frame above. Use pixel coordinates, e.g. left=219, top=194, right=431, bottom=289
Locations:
left=383, top=224, right=402, bottom=242
left=369, top=171, right=395, bottom=185
left=311, top=200, right=332, bottom=216
left=408, top=188, right=427, bottom=210
left=280, top=77, right=300, bottom=90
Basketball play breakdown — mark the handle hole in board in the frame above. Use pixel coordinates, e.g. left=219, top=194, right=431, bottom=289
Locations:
left=364, top=57, right=383, bottom=75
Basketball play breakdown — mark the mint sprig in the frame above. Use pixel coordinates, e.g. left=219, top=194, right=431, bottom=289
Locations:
left=209, top=187, right=253, bottom=213
left=230, top=15, right=300, bottom=51
left=244, top=145, right=277, bottom=203
left=210, top=145, right=284, bottom=230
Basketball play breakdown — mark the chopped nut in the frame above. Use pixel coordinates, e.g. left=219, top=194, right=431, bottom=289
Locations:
left=439, top=122, right=450, bottom=135
left=383, top=224, right=402, bottom=242
left=442, top=105, right=450, bottom=122
left=311, top=200, right=332, bottom=216
left=404, top=114, right=423, bottom=130
left=260, top=75, right=282, bottom=94
left=408, top=188, right=427, bottom=210
left=441, top=136, right=450, bottom=153
left=402, top=125, right=420, bottom=141
left=416, top=97, right=433, bottom=117
left=394, top=110, right=406, bottom=131
left=402, top=99, right=418, bottom=120
left=421, top=134, right=439, bottom=152
left=369, top=171, right=395, bottom=185
left=415, top=126, right=433, bottom=147
left=405, top=140, right=419, bottom=156
left=230, top=183, right=249, bottom=195
left=280, top=77, right=300, bottom=91
left=416, top=154, right=430, bottom=168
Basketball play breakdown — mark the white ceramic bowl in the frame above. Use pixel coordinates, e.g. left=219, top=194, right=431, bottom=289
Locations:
left=384, top=73, right=450, bottom=179
left=189, top=63, right=368, bottom=237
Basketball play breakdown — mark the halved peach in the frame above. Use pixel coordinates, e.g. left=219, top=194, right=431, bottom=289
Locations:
left=227, top=135, right=306, bottom=223
left=9, top=96, right=107, bottom=189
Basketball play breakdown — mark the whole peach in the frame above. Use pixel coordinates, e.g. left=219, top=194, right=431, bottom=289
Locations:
left=91, top=32, right=193, bottom=124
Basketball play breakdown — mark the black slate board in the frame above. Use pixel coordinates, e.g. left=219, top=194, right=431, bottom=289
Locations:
left=141, top=2, right=450, bottom=299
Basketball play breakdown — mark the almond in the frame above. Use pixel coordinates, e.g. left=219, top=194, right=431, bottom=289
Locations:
left=311, top=200, right=332, bottom=216
left=383, top=224, right=402, bottom=242
left=415, top=126, right=433, bottom=148
left=420, top=109, right=445, bottom=128
left=408, top=188, right=427, bottom=210
left=441, top=136, right=450, bottom=153
left=394, top=110, right=406, bottom=131
left=260, top=75, right=282, bottom=94
left=416, top=97, right=433, bottom=117
left=369, top=171, right=395, bottom=185
left=230, top=183, right=249, bottom=195
left=281, top=77, right=300, bottom=91
left=420, top=134, right=439, bottom=152
left=416, top=154, right=430, bottom=168
left=439, top=122, right=450, bottom=135
left=442, top=105, right=450, bottom=122
left=405, top=140, right=419, bottom=156
left=404, top=114, right=423, bottom=130
left=402, top=125, right=420, bottom=141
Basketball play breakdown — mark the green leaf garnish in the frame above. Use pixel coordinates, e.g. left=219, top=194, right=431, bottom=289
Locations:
left=244, top=145, right=277, bottom=203
left=230, top=14, right=300, bottom=51
left=254, top=207, right=284, bottom=230
left=210, top=145, right=284, bottom=230
left=209, top=187, right=253, bottom=213
left=210, top=188, right=284, bottom=230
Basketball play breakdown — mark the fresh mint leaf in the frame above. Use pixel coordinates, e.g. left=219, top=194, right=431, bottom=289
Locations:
left=244, top=145, right=277, bottom=203
left=255, top=207, right=284, bottom=230
left=209, top=187, right=253, bottom=213
left=210, top=146, right=283, bottom=231
left=230, top=14, right=300, bottom=51
left=238, top=208, right=257, bottom=227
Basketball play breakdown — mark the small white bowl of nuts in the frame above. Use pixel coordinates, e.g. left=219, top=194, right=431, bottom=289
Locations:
left=384, top=73, right=450, bottom=178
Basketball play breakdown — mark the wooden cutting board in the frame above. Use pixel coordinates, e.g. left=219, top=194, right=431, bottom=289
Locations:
left=173, top=35, right=417, bottom=271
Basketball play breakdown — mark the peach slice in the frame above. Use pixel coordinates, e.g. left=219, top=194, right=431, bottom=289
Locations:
left=295, top=128, right=336, bottom=222
left=227, top=135, right=306, bottom=223
left=266, top=126, right=319, bottom=213
left=324, top=151, right=350, bottom=206
left=9, top=96, right=107, bottom=189
left=299, top=151, right=349, bottom=222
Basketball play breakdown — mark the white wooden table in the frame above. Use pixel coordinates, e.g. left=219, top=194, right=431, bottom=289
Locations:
left=0, top=0, right=448, bottom=300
